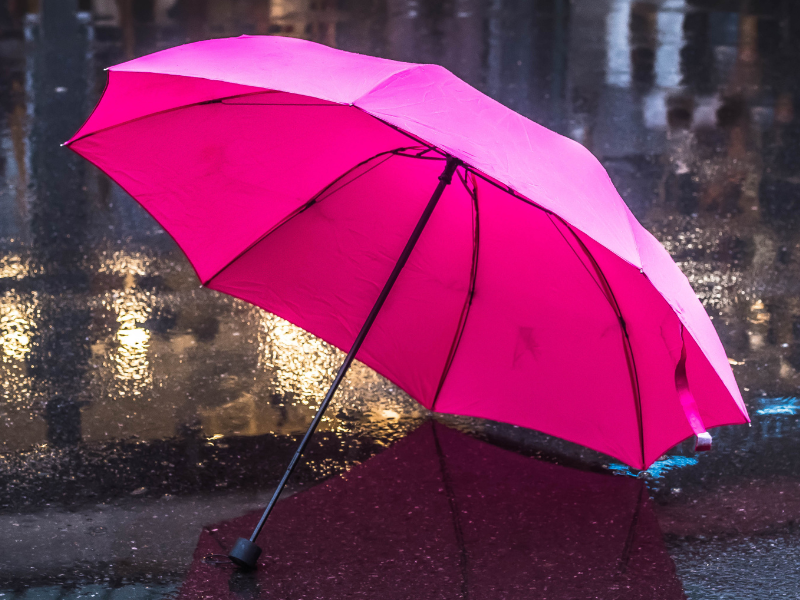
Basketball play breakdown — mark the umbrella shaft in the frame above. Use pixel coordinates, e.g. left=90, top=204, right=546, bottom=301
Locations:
left=249, top=154, right=461, bottom=543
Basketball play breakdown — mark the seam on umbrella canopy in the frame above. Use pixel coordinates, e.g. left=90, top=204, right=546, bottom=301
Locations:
left=202, top=149, right=406, bottom=288
left=108, top=35, right=416, bottom=105
left=432, top=170, right=480, bottom=407
left=546, top=214, right=646, bottom=467
left=66, top=86, right=344, bottom=145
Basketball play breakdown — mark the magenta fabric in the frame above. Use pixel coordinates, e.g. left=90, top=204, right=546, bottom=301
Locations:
left=179, top=423, right=686, bottom=599
left=67, top=35, right=748, bottom=469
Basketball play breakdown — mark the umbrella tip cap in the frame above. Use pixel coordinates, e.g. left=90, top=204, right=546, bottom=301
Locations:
left=228, top=537, right=262, bottom=570
left=694, top=431, right=712, bottom=452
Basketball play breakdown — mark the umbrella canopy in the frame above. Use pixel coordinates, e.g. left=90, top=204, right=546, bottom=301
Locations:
left=179, top=422, right=686, bottom=599
left=66, top=35, right=747, bottom=470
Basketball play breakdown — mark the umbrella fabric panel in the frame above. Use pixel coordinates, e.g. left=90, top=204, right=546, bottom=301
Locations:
left=433, top=177, right=643, bottom=468
left=575, top=232, right=696, bottom=467
left=103, top=35, right=413, bottom=108
left=685, top=332, right=748, bottom=429
left=73, top=71, right=267, bottom=140
left=356, top=62, right=643, bottom=270
left=355, top=159, right=477, bottom=406
left=208, top=154, right=475, bottom=408
left=71, top=95, right=412, bottom=283
left=575, top=231, right=748, bottom=465
left=629, top=213, right=745, bottom=416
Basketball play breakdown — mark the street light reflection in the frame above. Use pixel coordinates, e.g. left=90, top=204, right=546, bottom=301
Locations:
left=0, top=291, right=37, bottom=362
left=258, top=312, right=341, bottom=412
left=97, top=250, right=150, bottom=277
left=0, top=255, right=31, bottom=280
left=108, top=290, right=152, bottom=391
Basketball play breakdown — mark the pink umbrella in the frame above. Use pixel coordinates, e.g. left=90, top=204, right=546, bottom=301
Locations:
left=66, top=35, right=748, bottom=568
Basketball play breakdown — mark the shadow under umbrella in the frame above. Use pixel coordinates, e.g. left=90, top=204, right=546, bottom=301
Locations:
left=180, top=422, right=685, bottom=599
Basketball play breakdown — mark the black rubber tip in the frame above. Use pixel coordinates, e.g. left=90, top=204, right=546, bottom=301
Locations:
left=228, top=537, right=262, bottom=569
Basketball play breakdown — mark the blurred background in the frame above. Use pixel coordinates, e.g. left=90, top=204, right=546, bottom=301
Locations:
left=1, top=1, right=799, bottom=598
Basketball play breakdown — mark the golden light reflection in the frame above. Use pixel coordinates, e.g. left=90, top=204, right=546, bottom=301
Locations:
left=779, top=358, right=796, bottom=379
left=0, top=255, right=31, bottom=281
left=0, top=292, right=37, bottom=362
left=747, top=298, right=769, bottom=351
left=258, top=313, right=342, bottom=411
left=106, top=290, right=152, bottom=394
left=97, top=250, right=150, bottom=277
left=117, top=327, right=150, bottom=347
left=0, top=292, right=37, bottom=420
left=255, top=310, right=426, bottom=440
left=748, top=300, right=770, bottom=324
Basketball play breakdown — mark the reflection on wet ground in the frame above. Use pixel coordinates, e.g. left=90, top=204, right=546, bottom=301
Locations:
left=0, top=0, right=799, bottom=598
left=183, top=423, right=685, bottom=599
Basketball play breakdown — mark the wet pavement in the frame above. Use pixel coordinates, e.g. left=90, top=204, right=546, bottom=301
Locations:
left=182, top=423, right=686, bottom=599
left=1, top=0, right=799, bottom=598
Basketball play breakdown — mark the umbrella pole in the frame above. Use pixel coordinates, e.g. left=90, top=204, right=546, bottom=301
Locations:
left=229, top=154, right=461, bottom=569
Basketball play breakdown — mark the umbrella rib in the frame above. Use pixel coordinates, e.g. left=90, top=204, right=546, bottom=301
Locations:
left=350, top=105, right=445, bottom=154
left=554, top=220, right=646, bottom=468
left=66, top=89, right=295, bottom=145
left=202, top=148, right=415, bottom=288
left=432, top=169, right=480, bottom=409
left=459, top=166, right=646, bottom=467
left=66, top=71, right=440, bottom=151
left=546, top=214, right=608, bottom=301
left=466, top=167, right=556, bottom=214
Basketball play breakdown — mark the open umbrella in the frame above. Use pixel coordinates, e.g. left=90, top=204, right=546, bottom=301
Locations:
left=66, top=36, right=748, bottom=568
left=180, top=422, right=686, bottom=599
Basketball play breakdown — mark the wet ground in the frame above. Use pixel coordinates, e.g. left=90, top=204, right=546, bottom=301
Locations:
left=1, top=0, right=799, bottom=598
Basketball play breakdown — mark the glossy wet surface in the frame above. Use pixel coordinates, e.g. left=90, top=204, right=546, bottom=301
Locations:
left=184, top=423, right=686, bottom=599
left=1, top=0, right=799, bottom=598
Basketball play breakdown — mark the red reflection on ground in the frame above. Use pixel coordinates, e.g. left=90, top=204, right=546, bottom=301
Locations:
left=179, top=422, right=685, bottom=599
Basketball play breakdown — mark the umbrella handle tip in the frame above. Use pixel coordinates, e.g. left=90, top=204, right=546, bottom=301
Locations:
left=694, top=432, right=712, bottom=452
left=228, top=537, right=262, bottom=570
